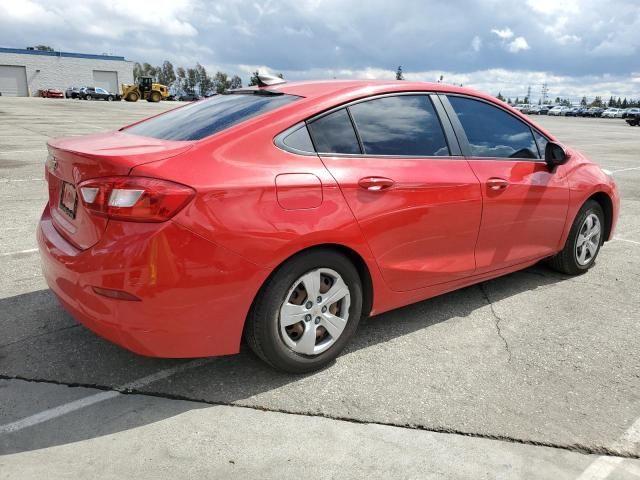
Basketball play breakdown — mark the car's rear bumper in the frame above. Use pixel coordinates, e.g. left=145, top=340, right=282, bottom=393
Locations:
left=37, top=205, right=270, bottom=357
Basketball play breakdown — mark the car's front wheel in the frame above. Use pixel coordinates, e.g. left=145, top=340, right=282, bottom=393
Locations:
left=245, top=249, right=363, bottom=373
left=548, top=200, right=605, bottom=275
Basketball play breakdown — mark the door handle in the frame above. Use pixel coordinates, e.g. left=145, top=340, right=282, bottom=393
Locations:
left=487, top=178, right=509, bottom=190
left=358, top=176, right=395, bottom=191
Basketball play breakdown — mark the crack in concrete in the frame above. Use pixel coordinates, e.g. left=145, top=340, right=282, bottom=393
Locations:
left=479, top=283, right=512, bottom=363
left=1, top=374, right=639, bottom=460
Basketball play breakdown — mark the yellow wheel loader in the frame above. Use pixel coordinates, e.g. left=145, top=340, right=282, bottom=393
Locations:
left=121, top=76, right=169, bottom=102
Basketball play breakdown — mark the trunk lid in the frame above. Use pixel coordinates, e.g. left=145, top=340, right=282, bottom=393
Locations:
left=46, top=131, right=193, bottom=250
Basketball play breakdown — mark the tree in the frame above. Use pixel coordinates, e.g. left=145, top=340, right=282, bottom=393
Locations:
left=608, top=96, right=615, bottom=107
left=27, top=45, right=54, bottom=51
left=159, top=61, right=176, bottom=87
left=213, top=71, right=231, bottom=94
left=133, top=63, right=143, bottom=82
left=496, top=92, right=505, bottom=101
left=248, top=70, right=260, bottom=86
left=396, top=66, right=404, bottom=80
left=195, top=63, right=213, bottom=95
left=514, top=97, right=521, bottom=104
left=580, top=96, right=588, bottom=106
left=229, top=75, right=242, bottom=89
left=622, top=98, right=628, bottom=108
left=186, top=68, right=198, bottom=93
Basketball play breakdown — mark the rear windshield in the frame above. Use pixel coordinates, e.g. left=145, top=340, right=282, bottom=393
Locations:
left=124, top=93, right=300, bottom=141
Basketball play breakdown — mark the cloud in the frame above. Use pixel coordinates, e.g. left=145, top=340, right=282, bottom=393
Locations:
left=491, top=28, right=514, bottom=39
left=0, top=0, right=638, bottom=97
left=508, top=37, right=530, bottom=53
left=471, top=36, right=482, bottom=52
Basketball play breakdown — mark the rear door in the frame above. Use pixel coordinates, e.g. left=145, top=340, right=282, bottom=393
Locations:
left=442, top=94, right=569, bottom=272
left=305, top=93, right=482, bottom=292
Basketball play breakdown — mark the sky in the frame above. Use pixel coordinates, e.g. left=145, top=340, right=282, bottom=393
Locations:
left=1, top=0, right=639, bottom=102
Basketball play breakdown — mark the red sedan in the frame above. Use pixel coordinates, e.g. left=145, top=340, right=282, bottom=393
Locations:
left=39, top=88, right=64, bottom=98
left=38, top=78, right=619, bottom=372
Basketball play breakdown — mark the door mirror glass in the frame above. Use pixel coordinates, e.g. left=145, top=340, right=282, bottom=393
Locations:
left=545, top=142, right=569, bottom=170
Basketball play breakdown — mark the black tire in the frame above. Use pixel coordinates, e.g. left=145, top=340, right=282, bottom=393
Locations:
left=125, top=92, right=139, bottom=102
left=147, top=91, right=161, bottom=102
left=107, top=96, right=113, bottom=102
left=547, top=200, right=605, bottom=275
left=85, top=94, right=92, bottom=101
left=245, top=249, right=363, bottom=373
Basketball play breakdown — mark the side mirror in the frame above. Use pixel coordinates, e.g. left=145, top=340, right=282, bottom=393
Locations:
left=545, top=142, right=569, bottom=171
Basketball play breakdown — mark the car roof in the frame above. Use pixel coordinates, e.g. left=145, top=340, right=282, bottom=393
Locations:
left=242, top=79, right=498, bottom=104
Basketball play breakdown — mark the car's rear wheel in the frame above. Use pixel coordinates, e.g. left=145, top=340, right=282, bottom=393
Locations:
left=85, top=94, right=92, bottom=101
left=547, top=200, right=605, bottom=275
left=107, top=96, right=113, bottom=101
left=245, top=249, right=363, bottom=373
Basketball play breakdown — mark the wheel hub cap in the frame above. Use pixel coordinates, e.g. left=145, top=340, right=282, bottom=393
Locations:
left=279, top=268, right=351, bottom=356
left=575, top=213, right=601, bottom=266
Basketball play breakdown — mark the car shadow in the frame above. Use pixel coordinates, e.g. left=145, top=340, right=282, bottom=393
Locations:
left=0, top=263, right=571, bottom=455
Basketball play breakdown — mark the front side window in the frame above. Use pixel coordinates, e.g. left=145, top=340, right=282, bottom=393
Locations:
left=307, top=108, right=361, bottom=154
left=125, top=93, right=299, bottom=141
left=348, top=95, right=449, bottom=156
left=448, top=96, right=539, bottom=159
left=96, top=88, right=107, bottom=94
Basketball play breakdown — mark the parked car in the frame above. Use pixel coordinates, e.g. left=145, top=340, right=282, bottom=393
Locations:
left=178, top=93, right=200, bottom=101
left=79, top=87, right=120, bottom=101
left=602, top=108, right=621, bottom=118
left=65, top=87, right=81, bottom=99
left=585, top=107, right=604, bottom=117
left=622, top=108, right=640, bottom=118
left=38, top=88, right=64, bottom=98
left=625, top=111, right=640, bottom=126
left=513, top=103, right=531, bottom=113
left=548, top=106, right=569, bottom=116
left=565, top=107, right=581, bottom=117
left=538, top=105, right=552, bottom=115
left=38, top=78, right=619, bottom=373
left=527, top=105, right=542, bottom=115
left=615, top=108, right=628, bottom=118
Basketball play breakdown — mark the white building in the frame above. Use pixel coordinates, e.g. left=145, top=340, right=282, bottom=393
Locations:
left=0, top=47, right=134, bottom=97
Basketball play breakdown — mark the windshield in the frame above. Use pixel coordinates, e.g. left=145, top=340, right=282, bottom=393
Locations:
left=124, top=93, right=300, bottom=141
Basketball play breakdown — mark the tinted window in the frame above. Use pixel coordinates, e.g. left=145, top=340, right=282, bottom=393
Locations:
left=307, top=109, right=361, bottom=154
left=282, top=124, right=315, bottom=153
left=448, top=96, right=539, bottom=159
left=125, top=93, right=299, bottom=141
left=533, top=131, right=548, bottom=158
left=349, top=95, right=449, bottom=156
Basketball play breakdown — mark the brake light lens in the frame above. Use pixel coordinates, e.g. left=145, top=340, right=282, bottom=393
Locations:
left=77, top=176, right=195, bottom=222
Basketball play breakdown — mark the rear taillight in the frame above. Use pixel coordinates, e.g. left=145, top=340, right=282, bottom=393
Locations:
left=77, top=176, right=195, bottom=222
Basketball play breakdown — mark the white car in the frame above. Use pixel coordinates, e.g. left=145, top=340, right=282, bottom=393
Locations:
left=615, top=108, right=628, bottom=118
left=514, top=103, right=531, bottom=113
left=549, top=106, right=569, bottom=116
left=602, top=108, right=620, bottom=118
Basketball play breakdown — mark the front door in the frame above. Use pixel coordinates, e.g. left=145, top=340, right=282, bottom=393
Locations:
left=444, top=95, right=570, bottom=271
left=307, top=94, right=482, bottom=292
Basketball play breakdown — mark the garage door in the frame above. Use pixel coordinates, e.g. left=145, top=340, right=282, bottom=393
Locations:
left=92, top=70, right=118, bottom=93
left=0, top=65, right=28, bottom=97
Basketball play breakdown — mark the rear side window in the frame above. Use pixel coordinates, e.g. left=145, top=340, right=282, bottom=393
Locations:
left=125, top=93, right=299, bottom=141
left=448, top=96, right=540, bottom=159
left=307, top=109, right=361, bottom=154
left=349, top=95, right=449, bottom=156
